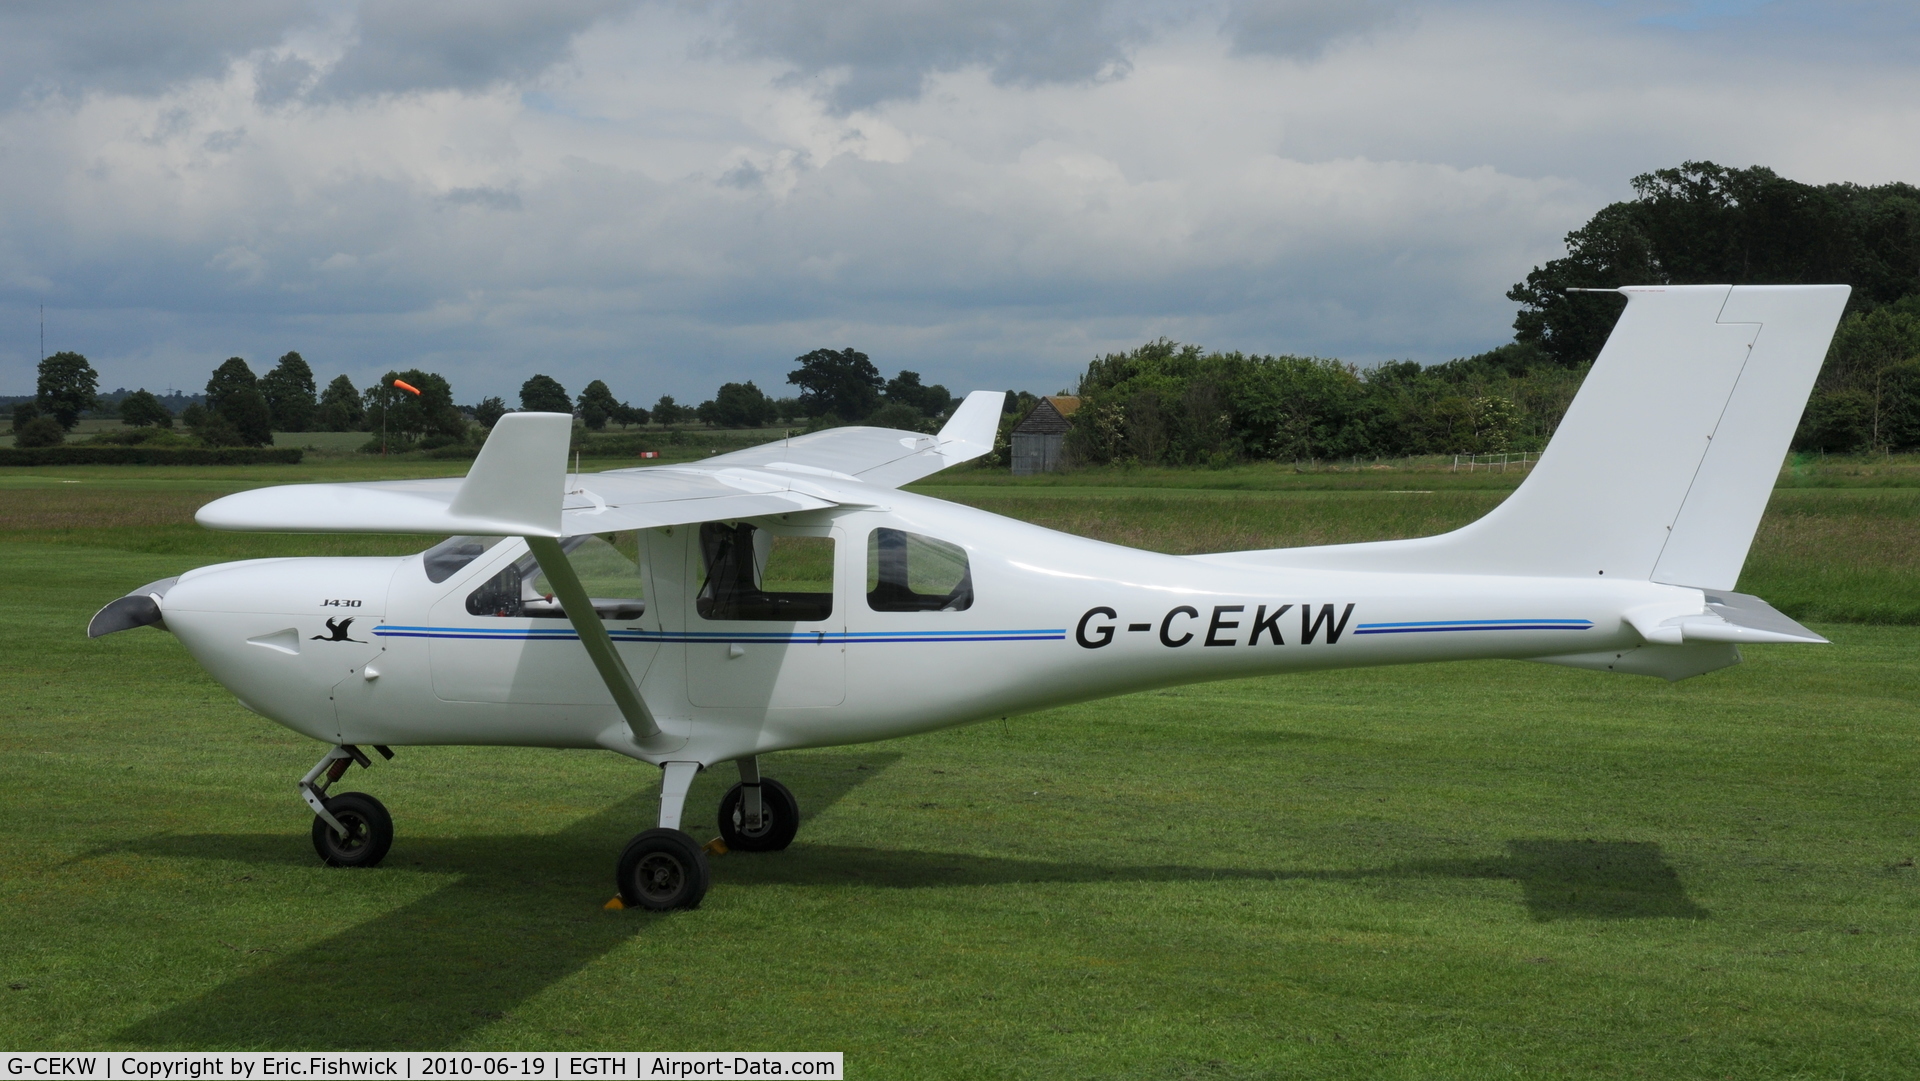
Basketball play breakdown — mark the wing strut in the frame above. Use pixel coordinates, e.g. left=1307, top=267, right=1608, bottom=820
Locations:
left=524, top=536, right=662, bottom=742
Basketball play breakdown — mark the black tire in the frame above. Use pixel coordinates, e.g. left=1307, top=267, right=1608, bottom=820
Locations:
left=716, top=777, right=800, bottom=852
left=617, top=828, right=711, bottom=911
left=310, top=791, right=393, bottom=868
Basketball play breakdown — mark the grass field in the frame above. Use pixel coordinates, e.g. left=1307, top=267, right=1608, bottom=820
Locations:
left=2, top=459, right=1918, bottom=1076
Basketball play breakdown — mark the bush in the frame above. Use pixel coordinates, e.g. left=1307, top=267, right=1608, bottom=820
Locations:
left=359, top=434, right=414, bottom=454
left=14, top=416, right=66, bottom=447
left=0, top=446, right=303, bottom=465
left=865, top=402, right=927, bottom=431
left=83, top=427, right=194, bottom=447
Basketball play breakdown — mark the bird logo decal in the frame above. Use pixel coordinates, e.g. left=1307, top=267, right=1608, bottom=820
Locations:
left=313, top=617, right=366, bottom=643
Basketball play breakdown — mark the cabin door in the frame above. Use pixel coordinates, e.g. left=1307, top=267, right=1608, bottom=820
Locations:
left=683, top=521, right=845, bottom=708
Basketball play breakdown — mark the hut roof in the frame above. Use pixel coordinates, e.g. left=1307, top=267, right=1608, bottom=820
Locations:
left=1014, top=395, right=1081, bottom=434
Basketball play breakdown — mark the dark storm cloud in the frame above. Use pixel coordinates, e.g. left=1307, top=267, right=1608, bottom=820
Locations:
left=707, top=0, right=1147, bottom=112
left=0, top=0, right=308, bottom=101
left=312, top=0, right=643, bottom=99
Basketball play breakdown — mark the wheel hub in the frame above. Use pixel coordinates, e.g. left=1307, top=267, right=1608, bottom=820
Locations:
left=637, top=853, right=683, bottom=900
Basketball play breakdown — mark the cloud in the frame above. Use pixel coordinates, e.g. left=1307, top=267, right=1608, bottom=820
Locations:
left=706, top=0, right=1146, bottom=112
left=0, top=0, right=1916, bottom=405
left=0, top=0, right=309, bottom=102
left=313, top=0, right=643, bottom=99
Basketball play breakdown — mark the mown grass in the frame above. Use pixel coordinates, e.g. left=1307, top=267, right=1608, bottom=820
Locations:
left=1, top=464, right=1917, bottom=1075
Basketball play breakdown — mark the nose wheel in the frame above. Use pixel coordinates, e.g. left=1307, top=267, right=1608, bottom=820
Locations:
left=299, top=743, right=395, bottom=868
left=310, top=791, right=393, bottom=867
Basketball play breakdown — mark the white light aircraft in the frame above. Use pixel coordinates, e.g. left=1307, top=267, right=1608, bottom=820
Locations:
left=90, top=285, right=1849, bottom=910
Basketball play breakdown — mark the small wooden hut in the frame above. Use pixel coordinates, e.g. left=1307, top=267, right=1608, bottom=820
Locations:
left=1011, top=395, right=1081, bottom=475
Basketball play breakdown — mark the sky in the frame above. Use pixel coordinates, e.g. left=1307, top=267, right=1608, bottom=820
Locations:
left=2, top=0, right=1916, bottom=405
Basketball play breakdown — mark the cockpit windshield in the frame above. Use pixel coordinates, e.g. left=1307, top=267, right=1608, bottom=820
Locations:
left=463, top=533, right=646, bottom=620
left=422, top=535, right=507, bottom=583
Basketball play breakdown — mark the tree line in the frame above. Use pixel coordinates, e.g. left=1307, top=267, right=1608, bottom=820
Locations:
left=9, top=345, right=966, bottom=452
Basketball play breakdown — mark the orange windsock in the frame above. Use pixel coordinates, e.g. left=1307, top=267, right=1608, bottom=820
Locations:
left=393, top=379, right=421, bottom=396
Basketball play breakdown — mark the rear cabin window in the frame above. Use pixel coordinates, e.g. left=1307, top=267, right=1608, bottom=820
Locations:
left=697, top=522, right=834, bottom=622
left=866, top=528, right=973, bottom=612
left=464, top=533, right=645, bottom=619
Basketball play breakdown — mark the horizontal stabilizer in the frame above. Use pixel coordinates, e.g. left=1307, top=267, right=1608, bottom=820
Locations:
left=1627, top=590, right=1827, bottom=646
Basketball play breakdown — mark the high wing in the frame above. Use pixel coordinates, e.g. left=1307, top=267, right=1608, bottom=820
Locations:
left=194, top=391, right=1003, bottom=537
left=687, top=389, right=1004, bottom=488
left=195, top=413, right=838, bottom=536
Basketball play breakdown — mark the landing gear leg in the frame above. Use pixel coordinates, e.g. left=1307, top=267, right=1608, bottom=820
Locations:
left=616, top=761, right=710, bottom=911
left=717, top=756, right=799, bottom=852
left=300, top=744, right=395, bottom=868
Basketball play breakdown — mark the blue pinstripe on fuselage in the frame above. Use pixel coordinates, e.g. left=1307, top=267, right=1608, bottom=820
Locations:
left=373, top=625, right=1068, bottom=644
left=1352, top=618, right=1593, bottom=635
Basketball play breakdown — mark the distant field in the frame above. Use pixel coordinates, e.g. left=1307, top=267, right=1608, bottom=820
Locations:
left=0, top=459, right=1916, bottom=1073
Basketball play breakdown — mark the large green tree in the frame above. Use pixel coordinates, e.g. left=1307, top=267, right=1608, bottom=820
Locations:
left=366, top=370, right=467, bottom=448
left=884, top=370, right=953, bottom=418
left=36, top=351, right=98, bottom=430
left=317, top=375, right=365, bottom=431
left=471, top=396, right=508, bottom=429
left=702, top=381, right=774, bottom=427
left=204, top=357, right=274, bottom=447
left=260, top=351, right=318, bottom=432
left=787, top=348, right=881, bottom=422
left=117, top=389, right=173, bottom=428
left=578, top=380, right=620, bottom=430
left=520, top=374, right=572, bottom=414
left=1509, top=161, right=1920, bottom=366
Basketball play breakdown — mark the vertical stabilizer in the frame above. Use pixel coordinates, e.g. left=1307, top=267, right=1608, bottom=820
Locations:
left=1210, top=284, right=1849, bottom=584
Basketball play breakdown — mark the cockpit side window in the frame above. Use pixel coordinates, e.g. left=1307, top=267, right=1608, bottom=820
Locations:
left=697, top=522, right=834, bottom=622
left=422, top=535, right=506, bottom=583
left=866, top=528, right=973, bottom=612
left=464, top=533, right=646, bottom=619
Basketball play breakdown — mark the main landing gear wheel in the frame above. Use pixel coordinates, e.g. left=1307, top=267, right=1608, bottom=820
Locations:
left=311, top=791, right=393, bottom=868
left=617, top=828, right=711, bottom=911
left=717, top=778, right=800, bottom=852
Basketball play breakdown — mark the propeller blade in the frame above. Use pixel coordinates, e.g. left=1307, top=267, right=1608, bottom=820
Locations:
left=88, top=577, right=178, bottom=638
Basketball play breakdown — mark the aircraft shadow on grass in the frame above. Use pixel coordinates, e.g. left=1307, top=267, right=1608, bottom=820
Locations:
left=106, top=750, right=1704, bottom=1050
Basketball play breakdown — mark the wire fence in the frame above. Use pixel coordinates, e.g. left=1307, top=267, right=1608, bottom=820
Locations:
left=1451, top=452, right=1535, bottom=473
